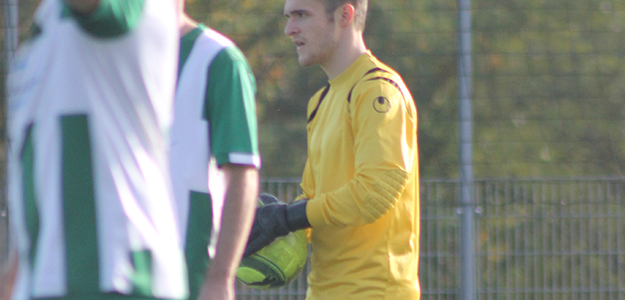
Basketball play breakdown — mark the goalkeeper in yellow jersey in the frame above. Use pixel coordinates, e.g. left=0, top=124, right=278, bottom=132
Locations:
left=243, top=0, right=420, bottom=299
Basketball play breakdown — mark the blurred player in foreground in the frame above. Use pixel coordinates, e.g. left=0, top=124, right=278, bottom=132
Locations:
left=171, top=1, right=260, bottom=300
left=244, top=0, right=420, bottom=299
left=2, top=1, right=184, bottom=300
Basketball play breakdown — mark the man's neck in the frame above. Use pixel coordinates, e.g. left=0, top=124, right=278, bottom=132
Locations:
left=322, top=32, right=367, bottom=81
left=179, top=13, right=198, bottom=36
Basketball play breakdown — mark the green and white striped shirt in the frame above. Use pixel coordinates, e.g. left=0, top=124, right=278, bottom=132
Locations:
left=171, top=25, right=260, bottom=300
left=7, top=1, right=185, bottom=300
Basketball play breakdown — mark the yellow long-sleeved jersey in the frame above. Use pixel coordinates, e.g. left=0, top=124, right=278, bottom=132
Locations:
left=300, top=51, right=420, bottom=300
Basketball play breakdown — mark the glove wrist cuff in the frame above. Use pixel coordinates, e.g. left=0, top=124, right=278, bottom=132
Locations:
left=286, top=200, right=311, bottom=231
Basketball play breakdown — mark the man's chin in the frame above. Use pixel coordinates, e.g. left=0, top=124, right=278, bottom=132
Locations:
left=298, top=56, right=316, bottom=67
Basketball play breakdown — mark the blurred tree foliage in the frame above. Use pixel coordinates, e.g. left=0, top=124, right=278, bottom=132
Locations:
left=187, top=0, right=464, bottom=178
left=472, top=0, right=625, bottom=178
left=185, top=0, right=625, bottom=179
left=3, top=0, right=625, bottom=179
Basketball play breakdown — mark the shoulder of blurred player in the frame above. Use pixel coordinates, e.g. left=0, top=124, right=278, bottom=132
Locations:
left=63, top=0, right=100, bottom=15
left=65, top=0, right=154, bottom=38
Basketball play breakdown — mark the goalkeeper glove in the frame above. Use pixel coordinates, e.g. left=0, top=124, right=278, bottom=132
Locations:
left=243, top=194, right=310, bottom=257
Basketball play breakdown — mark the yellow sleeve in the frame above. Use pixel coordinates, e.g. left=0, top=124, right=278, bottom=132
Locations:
left=306, top=77, right=415, bottom=227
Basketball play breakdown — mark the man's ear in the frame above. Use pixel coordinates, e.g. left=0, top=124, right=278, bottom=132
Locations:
left=337, top=3, right=356, bottom=27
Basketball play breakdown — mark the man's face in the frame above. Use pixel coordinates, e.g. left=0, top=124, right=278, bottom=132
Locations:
left=283, top=0, right=339, bottom=67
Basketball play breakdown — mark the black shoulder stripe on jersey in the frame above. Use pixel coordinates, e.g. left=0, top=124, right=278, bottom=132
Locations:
left=347, top=86, right=356, bottom=104
left=308, top=84, right=331, bottom=123
left=347, top=68, right=392, bottom=103
left=366, top=77, right=403, bottom=95
left=365, top=77, right=405, bottom=101
left=364, top=67, right=389, bottom=77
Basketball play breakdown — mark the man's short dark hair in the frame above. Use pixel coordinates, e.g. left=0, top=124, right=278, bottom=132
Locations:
left=319, top=0, right=368, bottom=31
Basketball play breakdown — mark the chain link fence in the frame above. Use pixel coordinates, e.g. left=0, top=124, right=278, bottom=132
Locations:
left=253, top=178, right=625, bottom=300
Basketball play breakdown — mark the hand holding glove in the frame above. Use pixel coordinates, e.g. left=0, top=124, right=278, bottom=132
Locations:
left=243, top=194, right=310, bottom=257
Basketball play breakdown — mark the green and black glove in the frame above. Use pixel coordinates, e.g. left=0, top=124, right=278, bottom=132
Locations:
left=243, top=193, right=310, bottom=257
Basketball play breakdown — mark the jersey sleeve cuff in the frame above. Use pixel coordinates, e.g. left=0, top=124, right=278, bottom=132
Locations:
left=286, top=200, right=311, bottom=230
left=305, top=197, right=327, bottom=228
left=215, top=152, right=261, bottom=168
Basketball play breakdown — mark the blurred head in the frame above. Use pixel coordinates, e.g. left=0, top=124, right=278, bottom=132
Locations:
left=178, top=0, right=198, bottom=34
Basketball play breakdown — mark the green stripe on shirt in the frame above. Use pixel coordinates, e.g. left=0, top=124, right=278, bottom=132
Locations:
left=130, top=250, right=153, bottom=296
left=178, top=27, right=204, bottom=79
left=61, top=115, right=99, bottom=295
left=184, top=191, right=212, bottom=300
left=21, top=124, right=40, bottom=274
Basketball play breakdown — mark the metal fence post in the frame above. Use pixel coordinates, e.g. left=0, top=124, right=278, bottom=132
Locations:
left=458, top=0, right=474, bottom=299
left=3, top=0, right=19, bottom=263
left=4, top=0, right=18, bottom=67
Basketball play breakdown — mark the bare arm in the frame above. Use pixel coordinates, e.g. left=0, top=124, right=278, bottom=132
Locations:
left=198, top=164, right=259, bottom=300
left=63, top=0, right=100, bottom=15
left=0, top=251, right=18, bottom=300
